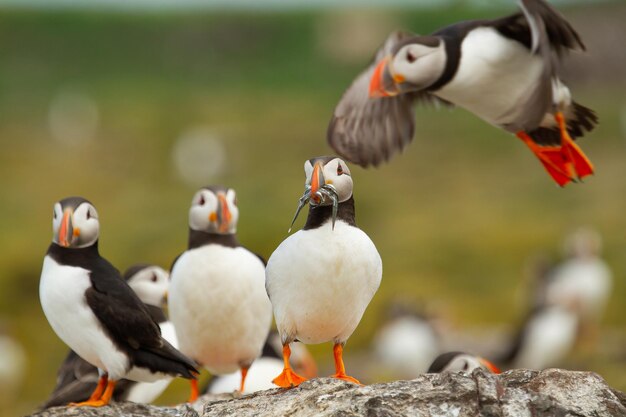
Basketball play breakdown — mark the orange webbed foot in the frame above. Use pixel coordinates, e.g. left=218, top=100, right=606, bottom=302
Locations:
left=331, top=372, right=362, bottom=385
left=272, top=367, right=307, bottom=388
left=69, top=400, right=109, bottom=408
left=517, top=131, right=575, bottom=186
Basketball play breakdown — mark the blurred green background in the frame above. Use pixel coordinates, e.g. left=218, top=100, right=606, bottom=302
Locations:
left=0, top=1, right=624, bottom=415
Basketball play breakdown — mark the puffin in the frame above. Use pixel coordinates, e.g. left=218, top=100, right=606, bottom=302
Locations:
left=203, top=331, right=317, bottom=395
left=544, top=227, right=612, bottom=347
left=265, top=156, right=382, bottom=388
left=168, top=186, right=272, bottom=401
left=328, top=0, right=597, bottom=186
left=372, top=303, right=441, bottom=377
left=39, top=197, right=197, bottom=407
left=427, top=352, right=501, bottom=374
left=42, top=264, right=177, bottom=408
left=498, top=303, right=579, bottom=370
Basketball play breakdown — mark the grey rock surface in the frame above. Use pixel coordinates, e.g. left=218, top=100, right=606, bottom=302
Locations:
left=30, top=369, right=626, bottom=417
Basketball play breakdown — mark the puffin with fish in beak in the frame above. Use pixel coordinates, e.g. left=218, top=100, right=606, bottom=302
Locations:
left=266, top=156, right=382, bottom=388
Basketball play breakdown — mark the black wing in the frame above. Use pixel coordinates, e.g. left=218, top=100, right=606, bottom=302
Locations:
left=490, top=0, right=585, bottom=131
left=327, top=31, right=450, bottom=168
left=86, top=257, right=197, bottom=378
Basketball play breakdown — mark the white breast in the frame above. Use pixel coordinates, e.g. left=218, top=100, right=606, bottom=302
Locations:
left=513, top=306, right=578, bottom=370
left=207, top=357, right=283, bottom=394
left=546, top=259, right=612, bottom=319
left=435, top=27, right=545, bottom=127
left=39, top=256, right=129, bottom=380
left=168, top=245, right=272, bottom=374
left=266, top=220, right=382, bottom=345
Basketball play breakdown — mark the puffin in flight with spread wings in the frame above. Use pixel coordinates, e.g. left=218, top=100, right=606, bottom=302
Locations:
left=328, top=0, right=597, bottom=187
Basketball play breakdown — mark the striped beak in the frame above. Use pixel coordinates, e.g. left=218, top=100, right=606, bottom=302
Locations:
left=369, top=55, right=402, bottom=98
left=58, top=209, right=74, bottom=247
left=309, top=161, right=325, bottom=205
left=479, top=358, right=501, bottom=374
left=217, top=193, right=232, bottom=233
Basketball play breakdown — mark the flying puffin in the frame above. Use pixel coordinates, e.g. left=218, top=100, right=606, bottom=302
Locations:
left=42, top=264, right=177, bottom=408
left=427, top=352, right=501, bottom=374
left=39, top=197, right=197, bottom=407
left=265, top=156, right=382, bottom=388
left=168, top=186, right=272, bottom=401
left=328, top=0, right=597, bottom=187
left=203, top=331, right=317, bottom=395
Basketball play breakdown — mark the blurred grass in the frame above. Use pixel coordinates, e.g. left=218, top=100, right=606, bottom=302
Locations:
left=0, top=4, right=624, bottom=415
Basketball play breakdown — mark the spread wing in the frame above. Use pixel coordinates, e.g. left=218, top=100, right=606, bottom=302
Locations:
left=327, top=31, right=450, bottom=168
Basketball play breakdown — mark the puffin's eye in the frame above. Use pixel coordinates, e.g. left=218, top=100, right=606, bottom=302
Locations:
left=86, top=210, right=91, bottom=220
left=337, top=164, right=344, bottom=176
left=151, top=273, right=158, bottom=283
left=199, top=196, right=205, bottom=206
left=462, top=361, right=469, bottom=371
left=53, top=210, right=57, bottom=219
left=407, top=50, right=417, bottom=63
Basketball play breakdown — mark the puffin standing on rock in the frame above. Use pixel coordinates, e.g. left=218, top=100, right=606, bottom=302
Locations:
left=266, top=156, right=382, bottom=388
left=329, top=0, right=597, bottom=186
left=42, top=264, right=178, bottom=407
left=168, top=186, right=272, bottom=401
left=39, top=197, right=198, bottom=407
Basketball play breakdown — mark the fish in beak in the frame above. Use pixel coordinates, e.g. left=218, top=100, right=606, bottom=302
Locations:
left=289, top=161, right=340, bottom=232
left=369, top=55, right=403, bottom=98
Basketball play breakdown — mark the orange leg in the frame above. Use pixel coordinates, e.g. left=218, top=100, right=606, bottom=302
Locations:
left=554, top=111, right=594, bottom=179
left=239, top=366, right=249, bottom=393
left=330, top=343, right=361, bottom=385
left=272, top=344, right=307, bottom=388
left=516, top=131, right=574, bottom=187
left=70, top=380, right=116, bottom=407
left=188, top=379, right=199, bottom=402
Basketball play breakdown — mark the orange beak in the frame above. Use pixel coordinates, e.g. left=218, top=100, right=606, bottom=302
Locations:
left=309, top=161, right=324, bottom=205
left=369, top=56, right=402, bottom=98
left=217, top=193, right=232, bottom=233
left=58, top=210, right=72, bottom=247
left=479, top=358, right=501, bottom=374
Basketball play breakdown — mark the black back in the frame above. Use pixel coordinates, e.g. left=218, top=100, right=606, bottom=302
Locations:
left=427, top=351, right=465, bottom=373
left=46, top=242, right=197, bottom=379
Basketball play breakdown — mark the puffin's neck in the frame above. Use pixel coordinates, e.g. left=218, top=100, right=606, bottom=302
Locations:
left=303, top=196, right=356, bottom=230
left=46, top=241, right=101, bottom=268
left=188, top=229, right=239, bottom=250
left=143, top=304, right=167, bottom=324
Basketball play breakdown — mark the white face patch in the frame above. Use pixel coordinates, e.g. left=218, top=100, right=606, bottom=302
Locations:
left=188, top=188, right=239, bottom=234
left=443, top=354, right=484, bottom=373
left=392, top=42, right=446, bottom=90
left=127, top=266, right=170, bottom=307
left=303, top=158, right=353, bottom=205
left=52, top=201, right=100, bottom=248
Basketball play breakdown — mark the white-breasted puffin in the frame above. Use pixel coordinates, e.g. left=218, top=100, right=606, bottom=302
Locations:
left=202, top=331, right=317, bottom=395
left=39, top=197, right=197, bottom=407
left=265, top=156, right=382, bottom=388
left=42, top=264, right=178, bottom=408
left=372, top=303, right=441, bottom=377
left=427, top=352, right=501, bottom=374
left=328, top=0, right=597, bottom=187
left=168, top=186, right=272, bottom=401
left=545, top=227, right=612, bottom=345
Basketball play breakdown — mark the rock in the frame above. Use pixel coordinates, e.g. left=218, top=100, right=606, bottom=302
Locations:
left=29, top=369, right=626, bottom=417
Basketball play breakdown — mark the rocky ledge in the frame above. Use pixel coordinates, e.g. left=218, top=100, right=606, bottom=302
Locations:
left=30, top=369, right=626, bottom=417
